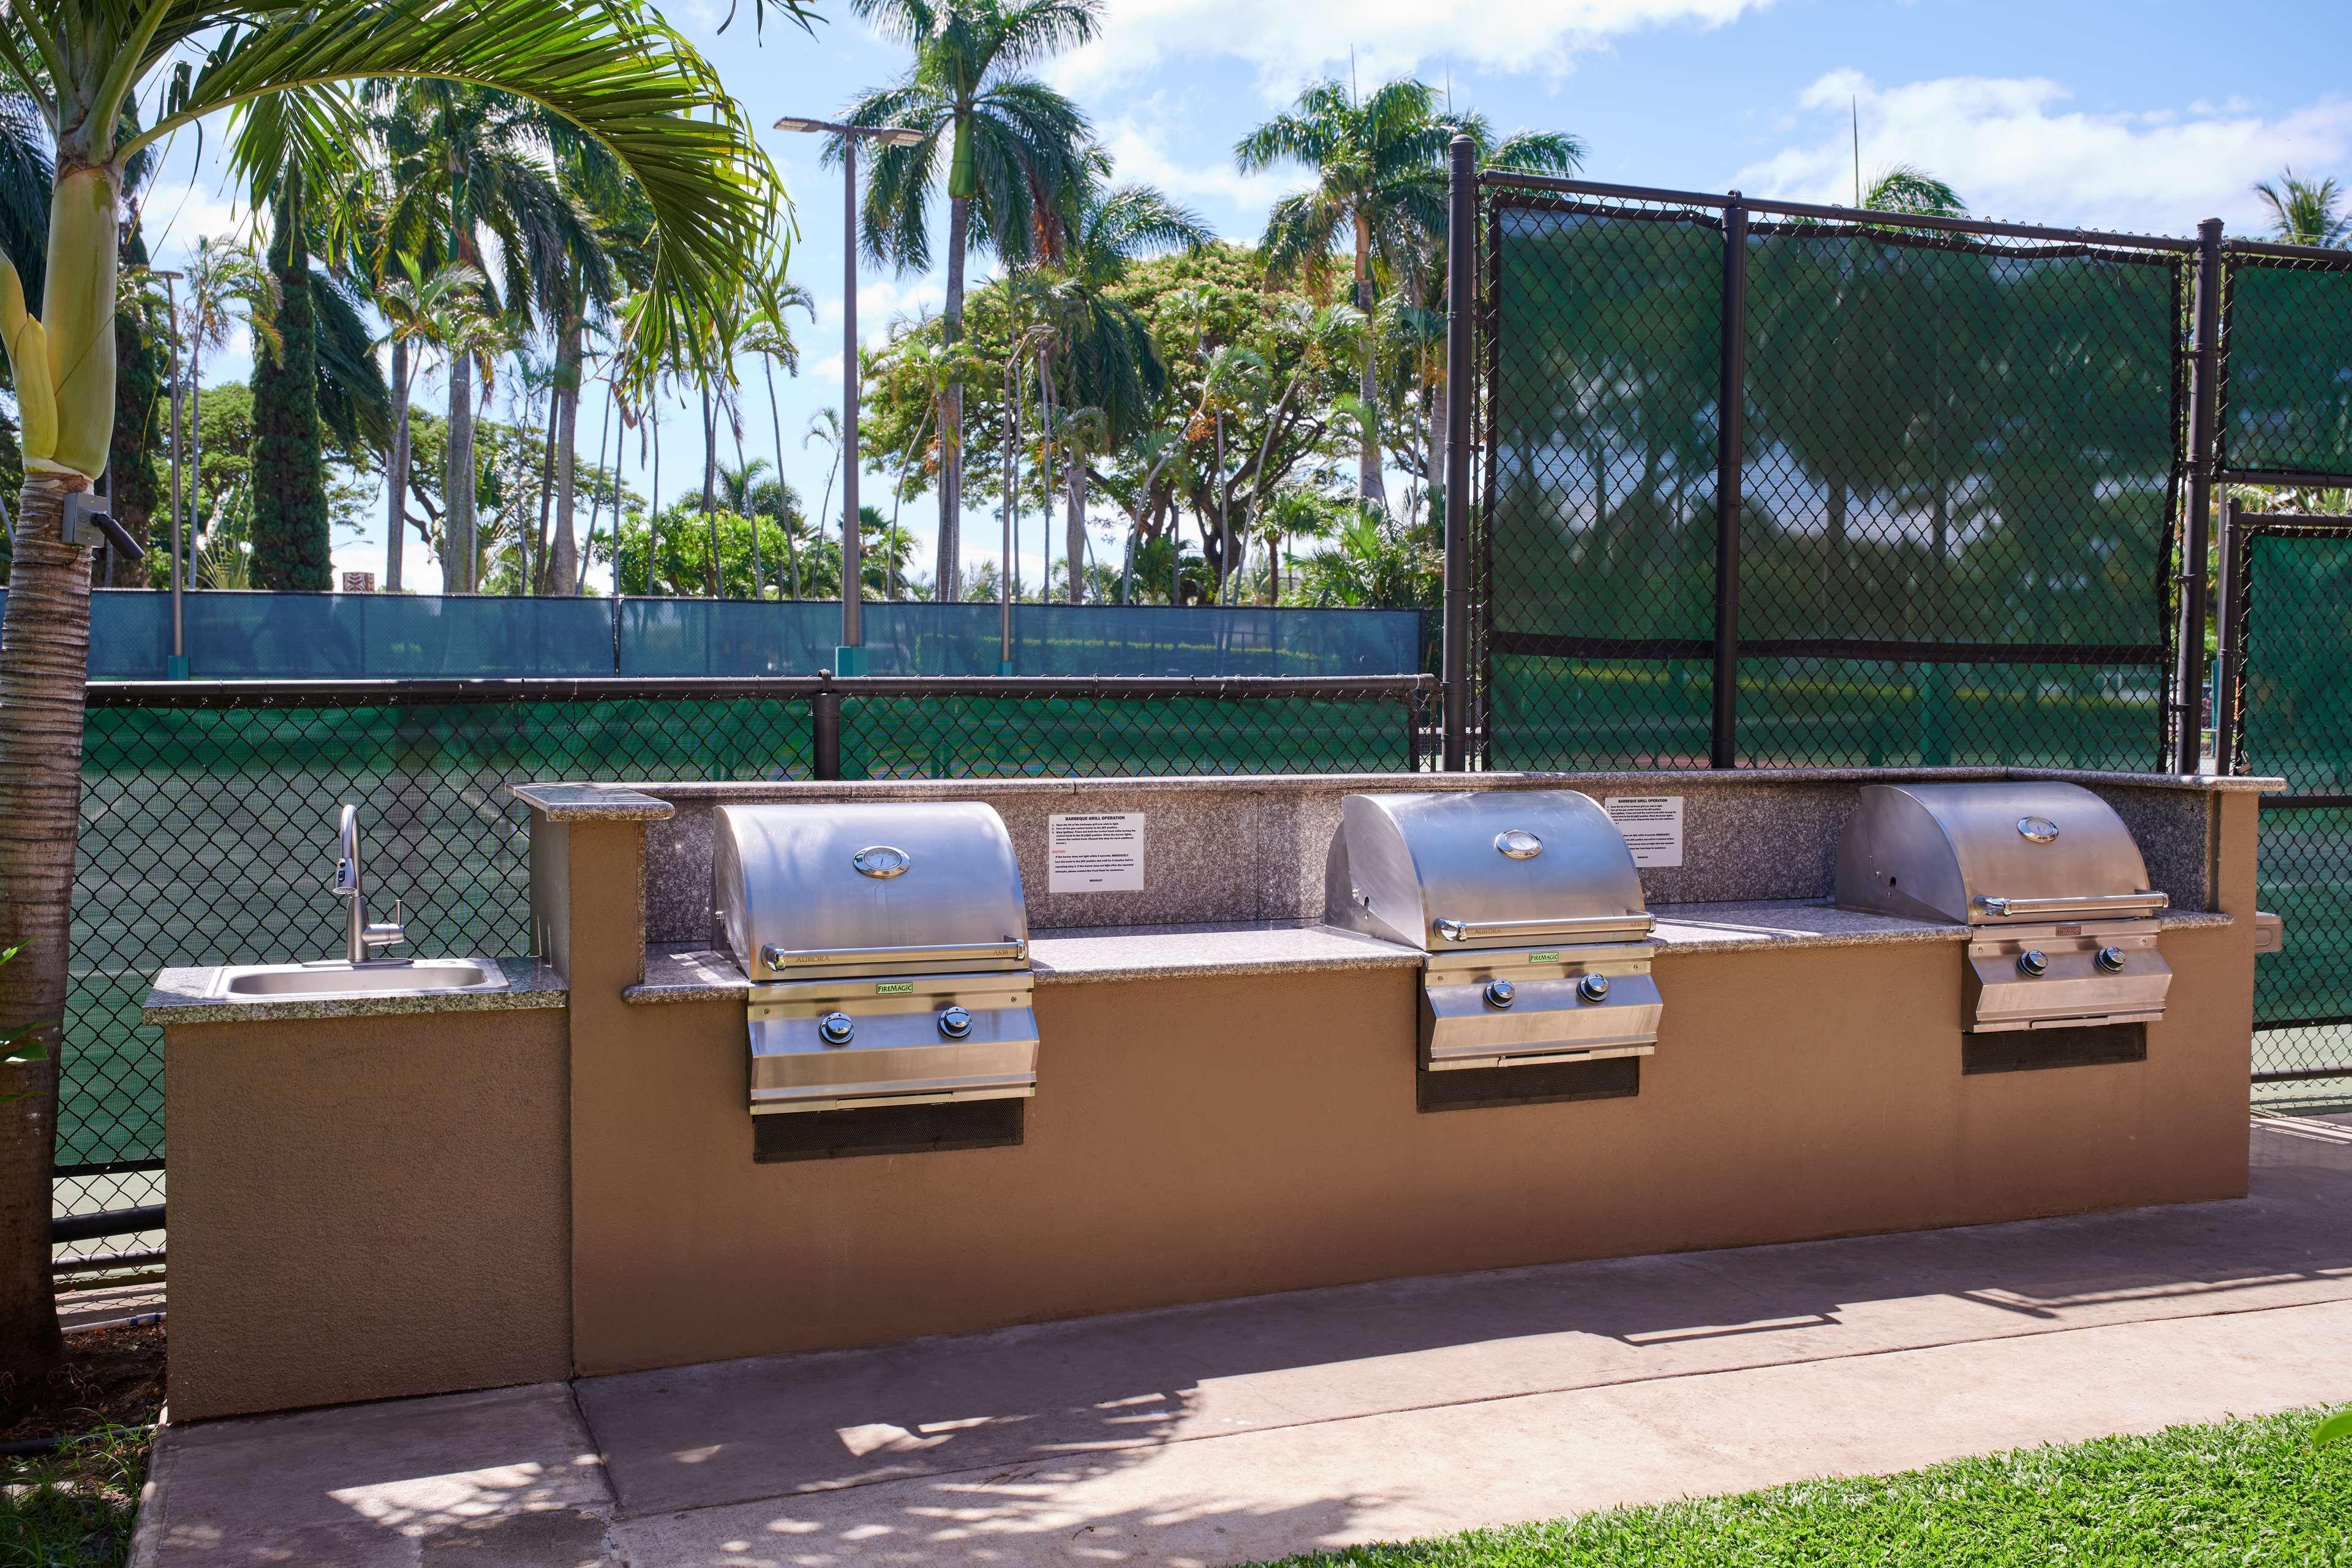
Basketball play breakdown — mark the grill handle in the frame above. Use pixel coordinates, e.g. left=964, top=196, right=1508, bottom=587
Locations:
left=1973, top=892, right=2169, bottom=919
left=758, top=938, right=1027, bottom=973
left=1433, top=913, right=1656, bottom=944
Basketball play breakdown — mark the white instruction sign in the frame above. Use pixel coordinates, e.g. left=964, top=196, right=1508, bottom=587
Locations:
left=1604, top=796, right=1684, bottom=869
left=1048, top=812, right=1147, bottom=892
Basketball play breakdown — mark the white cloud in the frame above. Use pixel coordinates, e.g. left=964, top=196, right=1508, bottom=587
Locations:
left=137, top=180, right=248, bottom=268
left=1052, top=0, right=1774, bottom=98
left=1738, top=71, right=2352, bottom=234
left=1096, top=110, right=1310, bottom=223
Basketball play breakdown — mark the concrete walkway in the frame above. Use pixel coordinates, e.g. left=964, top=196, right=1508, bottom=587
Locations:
left=135, top=1111, right=2352, bottom=1567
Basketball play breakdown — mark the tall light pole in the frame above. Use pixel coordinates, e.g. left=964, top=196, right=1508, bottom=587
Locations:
left=774, top=115, right=924, bottom=676
left=153, top=269, right=188, bottom=679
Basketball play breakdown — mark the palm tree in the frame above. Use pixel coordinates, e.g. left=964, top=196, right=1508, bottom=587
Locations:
left=1234, top=78, right=1452, bottom=510
left=833, top=0, right=1103, bottom=599
left=371, top=82, right=622, bottom=590
left=178, top=237, right=280, bottom=547
left=375, top=256, right=489, bottom=589
left=744, top=272, right=815, bottom=597
left=2253, top=169, right=2351, bottom=247
left=804, top=406, right=845, bottom=590
left=0, top=0, right=791, bottom=1380
left=1032, top=179, right=1208, bottom=601
left=1237, top=81, right=1578, bottom=511
left=1863, top=165, right=1967, bottom=220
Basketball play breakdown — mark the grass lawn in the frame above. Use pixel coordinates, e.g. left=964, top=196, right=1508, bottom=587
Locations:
left=1257, top=1408, right=2352, bottom=1567
left=0, top=1425, right=152, bottom=1568
left=1, top=1322, right=166, bottom=1568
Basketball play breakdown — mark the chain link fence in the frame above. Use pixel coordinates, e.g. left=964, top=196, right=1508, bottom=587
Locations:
left=59, top=674, right=1436, bottom=1263
left=2216, top=513, right=2352, bottom=1095
left=2217, top=246, right=2352, bottom=484
left=1473, top=175, right=2188, bottom=774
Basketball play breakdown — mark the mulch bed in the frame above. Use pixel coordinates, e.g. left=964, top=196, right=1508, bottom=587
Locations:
left=0, top=1322, right=166, bottom=1449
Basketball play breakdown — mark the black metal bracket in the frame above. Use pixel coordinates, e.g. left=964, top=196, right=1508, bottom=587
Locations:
left=61, top=493, right=146, bottom=560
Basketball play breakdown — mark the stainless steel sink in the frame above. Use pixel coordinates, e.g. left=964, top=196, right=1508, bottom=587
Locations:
left=209, top=958, right=508, bottom=1002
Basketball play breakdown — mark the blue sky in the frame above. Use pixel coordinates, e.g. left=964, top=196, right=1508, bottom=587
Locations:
left=128, top=0, right=2352, bottom=591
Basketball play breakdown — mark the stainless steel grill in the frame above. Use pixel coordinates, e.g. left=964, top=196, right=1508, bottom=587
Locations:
left=1324, top=791, right=1660, bottom=1069
left=714, top=802, right=1038, bottom=1114
left=1834, top=782, right=2171, bottom=1033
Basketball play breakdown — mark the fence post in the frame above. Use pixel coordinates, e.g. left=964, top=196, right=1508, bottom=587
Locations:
left=2176, top=216, right=2225, bottom=774
left=1441, top=135, right=1476, bottom=772
left=2211, top=496, right=2243, bottom=777
left=1711, top=197, right=1749, bottom=769
left=812, top=684, right=842, bottom=780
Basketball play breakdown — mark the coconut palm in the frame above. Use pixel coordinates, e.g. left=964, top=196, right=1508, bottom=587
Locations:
left=1238, top=80, right=1579, bottom=511
left=370, top=81, right=628, bottom=589
left=2253, top=169, right=2351, bottom=248
left=833, top=0, right=1104, bottom=599
left=804, top=406, right=845, bottom=583
left=0, top=0, right=791, bottom=1379
left=741, top=270, right=813, bottom=597
left=375, top=256, right=489, bottom=589
left=178, top=237, right=281, bottom=548
left=1030, top=179, right=1208, bottom=598
left=1234, top=79, right=1454, bottom=510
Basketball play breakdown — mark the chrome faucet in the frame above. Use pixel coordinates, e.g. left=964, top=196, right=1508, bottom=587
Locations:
left=333, top=805, right=407, bottom=965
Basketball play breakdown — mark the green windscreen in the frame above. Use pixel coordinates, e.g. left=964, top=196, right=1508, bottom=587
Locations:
left=1485, top=198, right=1722, bottom=769
left=2223, top=258, right=2352, bottom=480
left=2239, top=530, right=2352, bottom=1035
left=1480, top=192, right=2179, bottom=771
left=1739, top=228, right=2177, bottom=767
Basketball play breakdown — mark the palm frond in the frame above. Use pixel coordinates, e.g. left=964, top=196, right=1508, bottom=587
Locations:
left=132, top=0, right=786, bottom=392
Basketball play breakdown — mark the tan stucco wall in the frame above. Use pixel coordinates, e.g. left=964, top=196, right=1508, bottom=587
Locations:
left=165, top=1009, right=572, bottom=1420
left=567, top=921, right=2253, bottom=1378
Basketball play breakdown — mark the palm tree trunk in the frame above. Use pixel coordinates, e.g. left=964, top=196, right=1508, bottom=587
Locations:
left=446, top=348, right=478, bottom=592
left=1066, top=458, right=1087, bottom=606
left=0, top=473, right=90, bottom=1379
left=699, top=386, right=720, bottom=598
left=386, top=340, right=411, bottom=592
left=763, top=360, right=801, bottom=599
left=649, top=406, right=662, bottom=595
left=935, top=195, right=970, bottom=601
left=548, top=318, right=583, bottom=595
left=731, top=415, right=764, bottom=597
left=529, top=383, right=557, bottom=596
left=1354, top=211, right=1387, bottom=510
left=578, top=380, right=614, bottom=596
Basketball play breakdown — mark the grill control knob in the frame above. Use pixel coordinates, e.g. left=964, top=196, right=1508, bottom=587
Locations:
left=2096, top=945, right=2128, bottom=973
left=1577, top=973, right=1611, bottom=1003
left=2017, top=949, right=2049, bottom=978
left=816, top=1011, right=856, bottom=1046
left=938, top=1005, right=974, bottom=1038
left=1483, top=978, right=1517, bottom=1009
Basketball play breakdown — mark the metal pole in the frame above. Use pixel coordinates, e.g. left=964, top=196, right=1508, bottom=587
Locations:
left=1441, top=135, right=1475, bottom=772
left=1711, top=198, right=1749, bottom=770
left=837, top=137, right=865, bottom=674
left=2175, top=216, right=2224, bottom=774
left=165, top=277, right=186, bottom=677
left=812, top=684, right=842, bottom=780
left=999, top=355, right=1016, bottom=673
left=2211, top=496, right=2244, bottom=776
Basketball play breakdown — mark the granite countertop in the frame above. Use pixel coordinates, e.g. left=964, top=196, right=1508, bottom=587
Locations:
left=510, top=783, right=676, bottom=821
left=1029, top=921, right=1420, bottom=983
left=143, top=956, right=566, bottom=1025
left=538, top=766, right=2285, bottom=809
left=626, top=900, right=2242, bottom=1000
left=625, top=923, right=1423, bottom=1003
left=1648, top=899, right=2234, bottom=955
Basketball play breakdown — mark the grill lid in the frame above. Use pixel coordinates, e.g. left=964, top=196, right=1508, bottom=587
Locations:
left=715, top=802, right=1029, bottom=982
left=1325, top=791, right=1651, bottom=952
left=1834, top=782, right=2166, bottom=927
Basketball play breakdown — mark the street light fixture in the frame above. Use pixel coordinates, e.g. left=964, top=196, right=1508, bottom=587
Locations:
left=774, top=115, right=925, bottom=676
